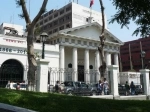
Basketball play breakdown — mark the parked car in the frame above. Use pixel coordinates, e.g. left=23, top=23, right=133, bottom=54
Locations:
left=61, top=81, right=98, bottom=96
left=6, top=82, right=27, bottom=90
left=19, top=83, right=27, bottom=90
left=135, top=85, right=143, bottom=95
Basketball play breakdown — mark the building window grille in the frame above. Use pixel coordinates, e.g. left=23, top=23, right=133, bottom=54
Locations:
left=84, top=41, right=87, bottom=45
left=54, top=40, right=56, bottom=44
left=57, top=38, right=59, bottom=43
left=65, top=38, right=69, bottom=42
left=94, top=43, right=97, bottom=47
left=89, top=42, right=92, bottom=46
left=78, top=40, right=81, bottom=44
left=71, top=39, right=75, bottom=43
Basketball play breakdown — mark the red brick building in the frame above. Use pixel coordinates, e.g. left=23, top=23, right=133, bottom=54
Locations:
left=120, top=37, right=150, bottom=72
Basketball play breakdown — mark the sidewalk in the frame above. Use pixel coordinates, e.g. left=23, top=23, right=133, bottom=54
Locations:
left=0, top=103, right=37, bottom=112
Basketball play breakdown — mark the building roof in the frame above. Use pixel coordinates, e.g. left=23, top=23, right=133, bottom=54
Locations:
left=48, top=22, right=124, bottom=45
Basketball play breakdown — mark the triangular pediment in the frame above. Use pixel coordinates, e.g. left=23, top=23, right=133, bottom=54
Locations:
left=59, top=22, right=123, bottom=45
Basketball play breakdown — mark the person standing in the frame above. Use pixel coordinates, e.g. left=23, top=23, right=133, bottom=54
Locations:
left=130, top=81, right=135, bottom=95
left=103, top=78, right=109, bottom=95
left=97, top=80, right=103, bottom=95
left=125, top=81, right=130, bottom=96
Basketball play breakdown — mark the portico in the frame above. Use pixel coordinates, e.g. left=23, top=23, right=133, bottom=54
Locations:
left=48, top=22, right=123, bottom=83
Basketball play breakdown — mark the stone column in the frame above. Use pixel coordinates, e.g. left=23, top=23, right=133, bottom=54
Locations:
left=114, top=53, right=119, bottom=73
left=23, top=67, right=28, bottom=84
left=95, top=50, right=100, bottom=82
left=106, top=52, right=111, bottom=66
left=84, top=49, right=89, bottom=83
left=139, top=69, right=150, bottom=96
left=59, top=45, right=65, bottom=83
left=108, top=65, right=119, bottom=97
left=72, top=47, right=78, bottom=81
left=36, top=59, right=49, bottom=92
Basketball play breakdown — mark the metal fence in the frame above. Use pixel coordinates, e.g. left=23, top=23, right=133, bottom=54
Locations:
left=118, top=72, right=144, bottom=95
left=48, top=67, right=100, bottom=86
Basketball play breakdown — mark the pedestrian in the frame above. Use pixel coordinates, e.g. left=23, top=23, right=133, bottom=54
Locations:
left=55, top=81, right=60, bottom=93
left=125, top=81, right=130, bottom=96
left=103, top=78, right=109, bottom=95
left=97, top=80, right=103, bottom=95
left=16, top=82, right=20, bottom=90
left=130, top=81, right=135, bottom=95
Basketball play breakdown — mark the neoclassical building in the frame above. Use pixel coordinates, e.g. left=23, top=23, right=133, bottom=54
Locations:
left=0, top=22, right=123, bottom=87
left=48, top=22, right=123, bottom=84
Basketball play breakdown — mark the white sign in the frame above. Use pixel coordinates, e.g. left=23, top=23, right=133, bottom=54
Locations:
left=0, top=46, right=27, bottom=55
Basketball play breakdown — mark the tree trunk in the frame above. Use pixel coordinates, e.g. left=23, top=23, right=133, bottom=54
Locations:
left=98, top=0, right=106, bottom=79
left=27, top=26, right=37, bottom=91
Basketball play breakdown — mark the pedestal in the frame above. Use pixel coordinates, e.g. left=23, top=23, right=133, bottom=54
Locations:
left=36, top=59, right=49, bottom=92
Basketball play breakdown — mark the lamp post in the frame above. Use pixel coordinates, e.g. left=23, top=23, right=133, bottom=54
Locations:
left=40, top=32, right=48, bottom=59
left=141, top=51, right=146, bottom=69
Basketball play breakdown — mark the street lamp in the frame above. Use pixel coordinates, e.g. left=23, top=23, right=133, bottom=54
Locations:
left=40, top=32, right=48, bottom=59
left=141, top=51, right=146, bottom=69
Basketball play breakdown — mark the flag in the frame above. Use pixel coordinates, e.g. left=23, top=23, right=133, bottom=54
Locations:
left=90, top=0, right=94, bottom=7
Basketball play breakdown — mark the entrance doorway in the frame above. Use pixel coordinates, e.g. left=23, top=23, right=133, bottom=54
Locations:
left=78, top=65, right=84, bottom=82
left=0, top=59, right=24, bottom=87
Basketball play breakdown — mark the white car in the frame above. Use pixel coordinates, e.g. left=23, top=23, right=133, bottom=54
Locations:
left=6, top=83, right=27, bottom=90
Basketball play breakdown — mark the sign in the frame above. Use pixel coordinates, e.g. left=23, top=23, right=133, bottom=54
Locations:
left=3, top=38, right=26, bottom=44
left=0, top=46, right=27, bottom=55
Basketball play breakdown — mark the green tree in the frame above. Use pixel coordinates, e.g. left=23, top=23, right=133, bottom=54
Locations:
left=110, top=0, right=150, bottom=37
left=16, top=0, right=48, bottom=90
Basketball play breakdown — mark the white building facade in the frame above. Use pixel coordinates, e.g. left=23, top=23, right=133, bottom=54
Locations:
left=0, top=34, right=59, bottom=87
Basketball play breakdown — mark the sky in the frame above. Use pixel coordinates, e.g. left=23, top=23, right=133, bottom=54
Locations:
left=0, top=0, right=140, bottom=42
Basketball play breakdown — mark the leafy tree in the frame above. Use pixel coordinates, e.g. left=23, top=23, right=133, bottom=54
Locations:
left=110, top=0, right=150, bottom=37
left=16, top=0, right=48, bottom=90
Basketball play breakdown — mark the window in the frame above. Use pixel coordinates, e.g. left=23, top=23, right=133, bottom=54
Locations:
left=44, top=19, right=48, bottom=23
left=59, top=26, right=64, bottom=30
left=89, top=42, right=92, bottom=46
left=94, top=43, right=97, bottom=47
left=53, top=29, right=58, bottom=33
left=71, top=39, right=75, bottom=43
left=44, top=13, right=48, bottom=17
left=40, top=21, right=43, bottom=25
left=59, top=18, right=65, bottom=23
left=54, top=13, right=58, bottom=18
left=84, top=41, right=87, bottom=45
left=54, top=21, right=58, bottom=26
left=66, top=24, right=70, bottom=28
left=60, top=10, right=64, bottom=15
left=49, top=16, right=53, bottom=20
left=65, top=38, right=69, bottom=42
left=78, top=40, right=81, bottom=44
left=48, top=31, right=52, bottom=35
left=66, top=6, right=71, bottom=12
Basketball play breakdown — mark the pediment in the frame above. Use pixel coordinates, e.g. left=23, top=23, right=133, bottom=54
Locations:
left=59, top=22, right=123, bottom=45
